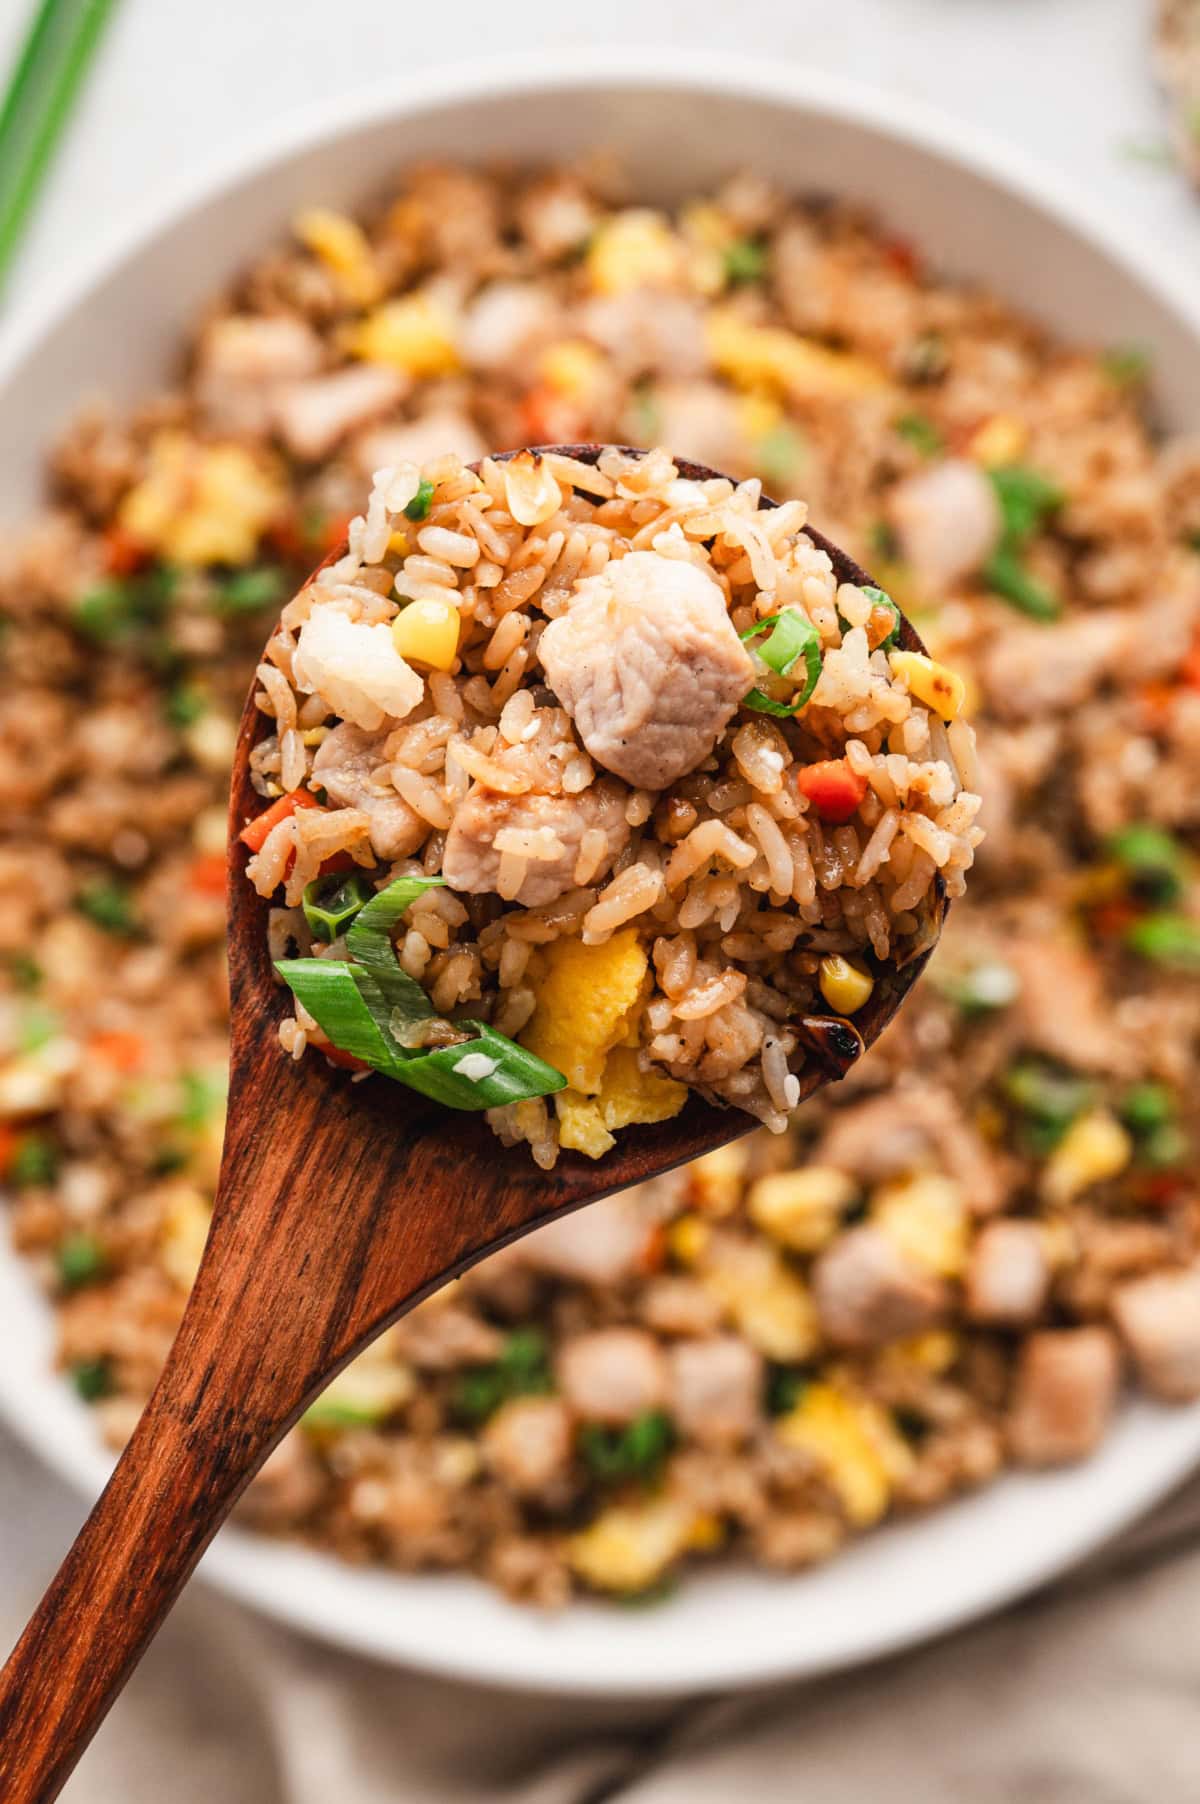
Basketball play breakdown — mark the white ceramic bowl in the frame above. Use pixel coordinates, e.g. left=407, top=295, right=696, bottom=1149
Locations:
left=2, top=52, right=1199, bottom=1698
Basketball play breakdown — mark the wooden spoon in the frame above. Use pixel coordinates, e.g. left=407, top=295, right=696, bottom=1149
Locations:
left=0, top=447, right=942, bottom=1801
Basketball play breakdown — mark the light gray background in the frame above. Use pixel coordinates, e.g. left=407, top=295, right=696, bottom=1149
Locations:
left=0, top=0, right=1198, bottom=315
left=0, top=0, right=1197, bottom=1795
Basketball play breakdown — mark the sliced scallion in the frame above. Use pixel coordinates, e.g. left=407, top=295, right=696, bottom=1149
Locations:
left=1124, top=912, right=1200, bottom=970
left=739, top=611, right=822, bottom=717
left=404, top=478, right=436, bottom=522
left=302, top=871, right=375, bottom=943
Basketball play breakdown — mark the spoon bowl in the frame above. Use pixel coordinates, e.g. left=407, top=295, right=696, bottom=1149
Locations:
left=0, top=447, right=941, bottom=1802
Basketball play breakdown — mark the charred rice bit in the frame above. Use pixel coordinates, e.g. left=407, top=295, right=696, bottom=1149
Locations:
left=244, top=446, right=982, bottom=1165
left=6, top=159, right=1199, bottom=1613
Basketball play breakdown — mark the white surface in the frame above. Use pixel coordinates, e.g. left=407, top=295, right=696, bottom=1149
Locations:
left=0, top=0, right=1197, bottom=317
left=1, top=53, right=1199, bottom=1695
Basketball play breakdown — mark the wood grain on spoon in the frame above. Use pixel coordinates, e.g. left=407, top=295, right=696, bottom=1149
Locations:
left=0, top=448, right=942, bottom=1802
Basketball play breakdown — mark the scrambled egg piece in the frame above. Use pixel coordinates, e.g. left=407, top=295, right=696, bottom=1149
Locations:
left=556, top=1048, right=686, bottom=1158
left=568, top=1492, right=697, bottom=1594
left=344, top=290, right=461, bottom=378
left=706, top=308, right=887, bottom=398
left=871, top=1172, right=969, bottom=1278
left=586, top=209, right=682, bottom=295
left=119, top=433, right=285, bottom=566
left=702, top=1238, right=818, bottom=1362
left=777, top=1382, right=914, bottom=1527
left=521, top=930, right=649, bottom=1095
left=748, top=1165, right=857, bottom=1253
left=293, top=207, right=382, bottom=307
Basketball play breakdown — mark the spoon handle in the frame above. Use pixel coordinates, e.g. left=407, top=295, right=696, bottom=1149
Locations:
left=0, top=1323, right=276, bottom=1803
left=0, top=1040, right=447, bottom=1802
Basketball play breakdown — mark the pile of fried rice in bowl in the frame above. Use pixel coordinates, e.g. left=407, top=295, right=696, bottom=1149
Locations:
left=2, top=159, right=1199, bottom=1608
left=240, top=443, right=978, bottom=1165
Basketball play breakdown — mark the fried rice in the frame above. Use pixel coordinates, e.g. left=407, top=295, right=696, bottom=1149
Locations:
left=1, top=159, right=1198, bottom=1605
left=240, top=444, right=978, bottom=1164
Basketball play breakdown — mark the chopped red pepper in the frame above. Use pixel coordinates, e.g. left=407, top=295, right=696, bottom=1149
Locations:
left=188, top=854, right=227, bottom=897
left=317, top=850, right=359, bottom=878
left=0, top=1124, right=17, bottom=1179
left=101, top=525, right=148, bottom=577
left=87, top=1031, right=146, bottom=1074
left=239, top=789, right=321, bottom=853
left=1089, top=898, right=1140, bottom=941
left=1181, top=640, right=1200, bottom=690
left=883, top=235, right=921, bottom=280
left=796, top=758, right=869, bottom=824
left=320, top=1042, right=371, bottom=1073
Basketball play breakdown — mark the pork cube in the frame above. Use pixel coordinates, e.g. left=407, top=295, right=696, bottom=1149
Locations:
left=538, top=551, right=754, bottom=790
left=556, top=1328, right=670, bottom=1425
left=441, top=778, right=630, bottom=908
left=312, top=721, right=425, bottom=862
left=667, top=1336, right=763, bottom=1447
left=965, top=1220, right=1050, bottom=1326
left=481, top=1396, right=573, bottom=1495
left=1112, top=1265, right=1200, bottom=1401
left=274, top=364, right=407, bottom=462
left=1008, top=1328, right=1121, bottom=1465
left=812, top=1224, right=947, bottom=1349
left=886, top=459, right=1002, bottom=593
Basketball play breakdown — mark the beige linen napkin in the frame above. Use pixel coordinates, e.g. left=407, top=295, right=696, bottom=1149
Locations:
left=4, top=1426, right=1200, bottom=1804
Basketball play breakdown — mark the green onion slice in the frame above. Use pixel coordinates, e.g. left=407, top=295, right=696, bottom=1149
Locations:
left=983, top=546, right=1061, bottom=621
left=404, top=478, right=436, bottom=522
left=739, top=611, right=822, bottom=717
left=1124, top=912, right=1200, bottom=970
left=302, top=871, right=376, bottom=943
left=277, top=872, right=566, bottom=1109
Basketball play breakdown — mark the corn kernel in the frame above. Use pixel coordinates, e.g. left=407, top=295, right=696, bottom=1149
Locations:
left=587, top=210, right=681, bottom=295
left=1042, top=1108, right=1132, bottom=1206
left=387, top=529, right=411, bottom=558
left=882, top=1330, right=960, bottom=1377
left=872, top=1172, right=968, bottom=1277
left=345, top=292, right=461, bottom=378
left=669, top=1214, right=711, bottom=1266
left=293, top=207, right=382, bottom=307
left=539, top=338, right=605, bottom=404
left=818, top=954, right=875, bottom=1016
left=706, top=308, right=887, bottom=398
left=686, top=1511, right=725, bottom=1552
left=748, top=1165, right=857, bottom=1252
left=391, top=595, right=460, bottom=671
left=503, top=452, right=565, bottom=528
left=568, top=1494, right=694, bottom=1594
left=888, top=649, right=967, bottom=721
left=968, top=413, right=1028, bottom=467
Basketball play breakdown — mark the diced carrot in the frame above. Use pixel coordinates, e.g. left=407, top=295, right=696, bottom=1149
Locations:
left=0, top=1124, right=17, bottom=1178
left=88, top=1031, right=146, bottom=1074
left=1089, top=898, right=1140, bottom=940
left=317, top=850, right=359, bottom=877
left=238, top=789, right=321, bottom=853
left=1181, top=640, right=1200, bottom=690
left=1137, top=680, right=1177, bottom=728
left=1134, top=1171, right=1186, bottom=1209
left=637, top=1222, right=668, bottom=1277
left=320, top=1043, right=371, bottom=1073
left=188, top=854, right=227, bottom=897
left=795, top=758, right=869, bottom=824
left=319, top=513, right=354, bottom=555
left=517, top=385, right=580, bottom=447
left=102, top=525, right=148, bottom=577
left=265, top=512, right=306, bottom=562
left=883, top=235, right=921, bottom=280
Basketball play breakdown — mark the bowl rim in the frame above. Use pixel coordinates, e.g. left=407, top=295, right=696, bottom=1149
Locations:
left=3, top=47, right=1200, bottom=1697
